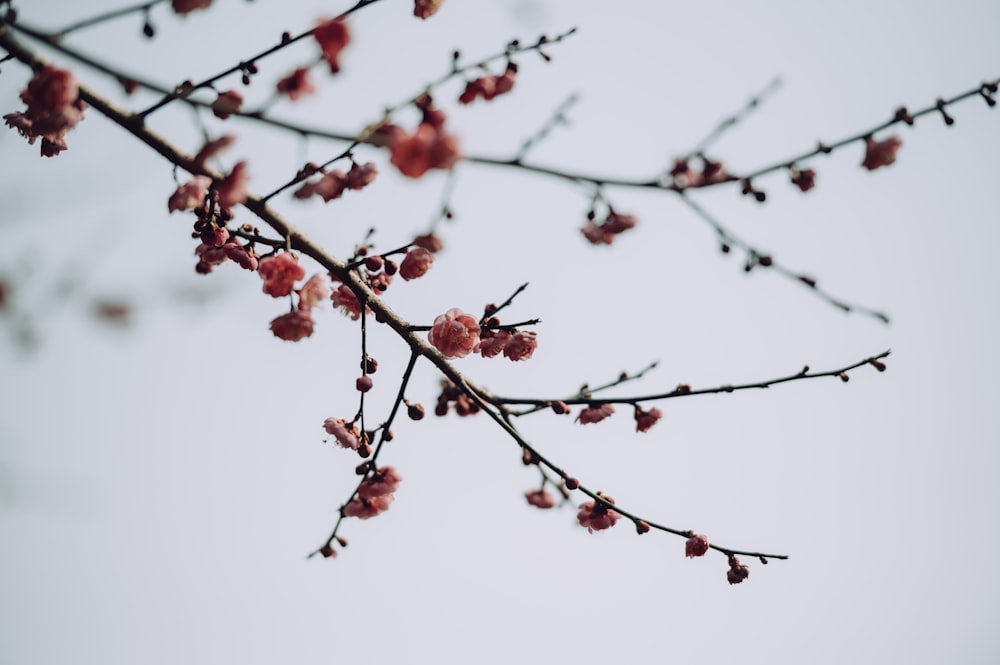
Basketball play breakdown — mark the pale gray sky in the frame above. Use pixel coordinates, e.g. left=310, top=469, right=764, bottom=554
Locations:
left=2, top=1, right=999, bottom=663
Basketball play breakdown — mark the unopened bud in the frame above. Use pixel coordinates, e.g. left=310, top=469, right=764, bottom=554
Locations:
left=635, top=520, right=651, bottom=535
left=869, top=359, right=887, bottom=372
left=839, top=372, right=850, bottom=382
left=356, top=375, right=373, bottom=392
left=564, top=477, right=579, bottom=490
left=550, top=400, right=569, bottom=415
left=407, top=403, right=425, bottom=421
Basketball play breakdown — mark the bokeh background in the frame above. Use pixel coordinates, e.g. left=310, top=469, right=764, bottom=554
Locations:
left=2, top=1, right=999, bottom=663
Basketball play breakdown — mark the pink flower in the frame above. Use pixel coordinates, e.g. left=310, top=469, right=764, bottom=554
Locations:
left=412, top=232, right=443, bottom=253
left=314, top=19, right=351, bottom=73
left=276, top=67, right=316, bottom=101
left=193, top=134, right=235, bottom=168
left=5, top=66, right=87, bottom=156
left=581, top=210, right=638, bottom=245
left=525, top=489, right=557, bottom=509
left=270, top=310, right=314, bottom=341
left=413, top=0, right=444, bottom=18
left=343, top=494, right=393, bottom=519
left=323, top=418, right=361, bottom=450
left=358, top=466, right=402, bottom=500
left=790, top=167, right=816, bottom=192
left=172, top=0, right=212, bottom=14
left=330, top=283, right=363, bottom=320
left=458, top=65, right=517, bottom=105
left=211, top=90, right=243, bottom=119
left=297, top=273, right=330, bottom=310
left=399, top=247, right=434, bottom=280
left=727, top=557, right=750, bottom=585
left=194, top=242, right=228, bottom=273
left=862, top=135, right=902, bottom=171
left=313, top=170, right=347, bottom=201
left=428, top=308, right=480, bottom=358
left=345, top=162, right=377, bottom=190
left=635, top=407, right=663, bottom=433
left=576, top=403, right=614, bottom=424
left=224, top=242, right=258, bottom=271
left=217, top=161, right=249, bottom=207
left=685, top=534, right=710, bottom=558
left=167, top=176, right=211, bottom=212
left=577, top=497, right=620, bottom=531
left=389, top=121, right=460, bottom=178
left=503, top=331, right=537, bottom=361
left=476, top=329, right=511, bottom=358
left=258, top=252, right=305, bottom=297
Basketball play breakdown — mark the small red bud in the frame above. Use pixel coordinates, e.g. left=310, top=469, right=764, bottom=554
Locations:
left=564, top=477, right=579, bottom=490
left=356, top=376, right=373, bottom=392
left=407, top=403, right=425, bottom=421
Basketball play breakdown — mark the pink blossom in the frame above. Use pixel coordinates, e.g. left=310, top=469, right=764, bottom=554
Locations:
left=458, top=65, right=517, bottom=105
left=314, top=19, right=351, bottom=73
left=414, top=0, right=444, bottom=18
left=297, top=273, right=330, bottom=310
left=258, top=252, right=305, bottom=297
left=313, top=170, right=347, bottom=201
left=412, top=232, right=444, bottom=253
left=635, top=407, right=663, bottom=433
left=224, top=242, right=258, bottom=271
left=576, top=403, right=615, bottom=424
left=577, top=497, right=621, bottom=531
left=685, top=534, right=710, bottom=558
left=389, top=121, right=460, bottom=178
left=790, top=168, right=816, bottom=192
left=167, top=176, right=211, bottom=212
left=476, top=329, right=511, bottom=358
left=270, top=310, right=314, bottom=341
left=5, top=66, right=87, bottom=156
left=276, top=67, right=316, bottom=101
left=428, top=308, right=480, bottom=358
left=343, top=494, right=394, bottom=519
left=503, top=331, right=537, bottom=361
left=200, top=224, right=229, bottom=248
left=330, top=283, right=363, bottom=320
left=369, top=270, right=393, bottom=293
left=862, top=135, right=902, bottom=171
left=345, top=162, right=377, bottom=190
left=525, top=489, right=557, bottom=509
left=581, top=210, right=638, bottom=245
left=193, top=135, right=235, bottom=168
left=323, top=418, right=361, bottom=450
left=727, top=557, right=750, bottom=585
left=172, top=0, right=212, bottom=14
left=194, top=242, right=228, bottom=273
left=358, top=466, right=402, bottom=500
left=399, top=247, right=434, bottom=281
left=217, top=161, right=249, bottom=208
left=211, top=90, right=243, bottom=119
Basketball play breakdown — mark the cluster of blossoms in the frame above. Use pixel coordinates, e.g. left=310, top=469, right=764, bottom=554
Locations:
left=458, top=64, right=517, bottom=105
left=668, top=156, right=729, bottom=189
left=343, top=466, right=402, bottom=519
left=382, top=98, right=460, bottom=178
left=426, top=305, right=539, bottom=361
left=727, top=555, right=750, bottom=585
left=293, top=161, right=378, bottom=202
left=576, top=495, right=621, bottom=532
left=580, top=209, right=639, bottom=246
left=328, top=241, right=439, bottom=321
left=259, top=254, right=329, bottom=342
left=4, top=66, right=87, bottom=157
